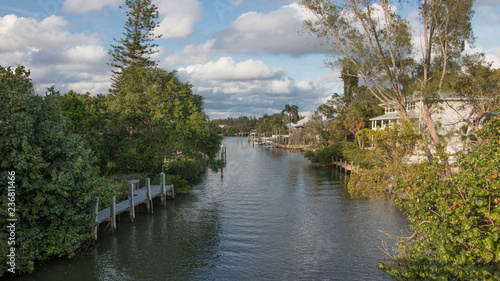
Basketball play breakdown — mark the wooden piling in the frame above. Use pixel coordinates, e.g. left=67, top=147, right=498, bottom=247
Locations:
left=146, top=178, right=153, bottom=213
left=94, top=173, right=176, bottom=240
left=110, top=195, right=116, bottom=233
left=160, top=172, right=166, bottom=205
left=129, top=181, right=135, bottom=222
left=94, top=197, right=99, bottom=240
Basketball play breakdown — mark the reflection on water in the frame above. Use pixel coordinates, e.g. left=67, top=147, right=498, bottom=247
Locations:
left=8, top=137, right=408, bottom=280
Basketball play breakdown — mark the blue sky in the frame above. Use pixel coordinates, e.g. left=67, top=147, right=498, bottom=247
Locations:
left=1, top=0, right=499, bottom=119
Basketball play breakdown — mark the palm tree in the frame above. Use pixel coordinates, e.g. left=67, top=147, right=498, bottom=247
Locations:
left=281, top=104, right=299, bottom=145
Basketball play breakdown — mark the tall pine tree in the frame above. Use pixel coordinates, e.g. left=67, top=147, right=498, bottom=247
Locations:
left=108, top=0, right=161, bottom=89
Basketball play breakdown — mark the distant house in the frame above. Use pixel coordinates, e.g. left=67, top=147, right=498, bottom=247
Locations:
left=288, top=116, right=310, bottom=129
left=369, top=95, right=476, bottom=154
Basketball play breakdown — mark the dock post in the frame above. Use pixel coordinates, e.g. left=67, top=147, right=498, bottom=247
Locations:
left=351, top=161, right=354, bottom=175
left=111, top=195, right=116, bottom=233
left=146, top=178, right=153, bottom=213
left=171, top=184, right=175, bottom=199
left=129, top=181, right=135, bottom=222
left=160, top=172, right=166, bottom=205
left=93, top=197, right=99, bottom=240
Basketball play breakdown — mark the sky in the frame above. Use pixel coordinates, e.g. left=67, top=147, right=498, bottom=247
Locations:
left=1, top=0, right=499, bottom=119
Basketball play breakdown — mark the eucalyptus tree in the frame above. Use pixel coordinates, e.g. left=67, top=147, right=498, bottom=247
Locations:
left=300, top=0, right=475, bottom=163
left=452, top=54, right=500, bottom=132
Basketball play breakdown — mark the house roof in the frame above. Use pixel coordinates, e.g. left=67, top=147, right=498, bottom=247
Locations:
left=369, top=112, right=402, bottom=121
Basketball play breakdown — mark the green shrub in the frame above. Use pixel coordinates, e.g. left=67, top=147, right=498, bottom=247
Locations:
left=0, top=66, right=102, bottom=275
left=380, top=114, right=500, bottom=279
left=342, top=142, right=372, bottom=168
left=304, top=144, right=343, bottom=165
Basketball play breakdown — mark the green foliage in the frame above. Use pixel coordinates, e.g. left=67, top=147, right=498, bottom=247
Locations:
left=107, top=66, right=222, bottom=176
left=165, top=174, right=189, bottom=193
left=58, top=90, right=111, bottom=174
left=109, top=0, right=161, bottom=86
left=301, top=0, right=476, bottom=163
left=255, top=113, right=287, bottom=137
left=281, top=104, right=299, bottom=144
left=370, top=121, right=422, bottom=167
left=215, top=116, right=259, bottom=136
left=341, top=142, right=371, bottom=168
left=117, top=133, right=163, bottom=173
left=0, top=66, right=102, bottom=276
left=304, top=144, right=343, bottom=165
left=347, top=121, right=422, bottom=198
left=380, top=114, right=500, bottom=279
left=167, top=158, right=206, bottom=183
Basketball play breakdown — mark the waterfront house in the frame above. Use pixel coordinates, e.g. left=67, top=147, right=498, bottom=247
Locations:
left=369, top=95, right=476, bottom=155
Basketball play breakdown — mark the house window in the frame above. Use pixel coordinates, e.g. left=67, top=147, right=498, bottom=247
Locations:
left=407, top=101, right=415, bottom=111
left=385, top=107, right=395, bottom=113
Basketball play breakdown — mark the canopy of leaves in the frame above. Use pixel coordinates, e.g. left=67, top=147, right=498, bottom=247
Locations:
left=107, top=66, right=222, bottom=176
left=109, top=0, right=161, bottom=87
left=58, top=90, right=111, bottom=174
left=0, top=66, right=103, bottom=275
left=380, top=112, right=500, bottom=279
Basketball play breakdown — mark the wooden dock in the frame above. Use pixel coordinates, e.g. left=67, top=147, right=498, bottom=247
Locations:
left=93, top=172, right=174, bottom=239
left=332, top=157, right=359, bottom=175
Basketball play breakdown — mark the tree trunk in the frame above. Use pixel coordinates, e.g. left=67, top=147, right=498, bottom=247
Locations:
left=421, top=103, right=451, bottom=175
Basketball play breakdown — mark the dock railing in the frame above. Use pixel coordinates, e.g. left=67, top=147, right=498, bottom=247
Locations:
left=93, top=172, right=174, bottom=240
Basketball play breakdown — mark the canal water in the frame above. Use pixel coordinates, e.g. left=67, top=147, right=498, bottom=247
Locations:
left=9, top=137, right=409, bottom=280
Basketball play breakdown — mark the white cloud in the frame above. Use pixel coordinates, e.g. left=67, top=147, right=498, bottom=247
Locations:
left=269, top=78, right=293, bottom=94
left=214, top=3, right=327, bottom=57
left=179, top=56, right=286, bottom=81
left=485, top=48, right=500, bottom=68
left=464, top=45, right=500, bottom=69
left=154, top=0, right=203, bottom=39
left=177, top=57, right=340, bottom=119
left=0, top=14, right=111, bottom=94
left=163, top=39, right=215, bottom=66
left=62, top=0, right=121, bottom=13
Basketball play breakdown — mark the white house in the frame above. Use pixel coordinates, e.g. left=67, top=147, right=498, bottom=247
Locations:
left=369, top=95, right=475, bottom=155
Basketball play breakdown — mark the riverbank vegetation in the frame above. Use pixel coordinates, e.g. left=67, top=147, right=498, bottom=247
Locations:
left=300, top=0, right=500, bottom=278
left=0, top=0, right=221, bottom=276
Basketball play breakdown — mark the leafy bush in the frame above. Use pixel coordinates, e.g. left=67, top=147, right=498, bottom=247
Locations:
left=0, top=66, right=102, bottom=275
left=379, top=114, right=500, bottom=279
left=165, top=174, right=190, bottom=193
left=166, top=158, right=207, bottom=192
left=341, top=142, right=372, bottom=168
left=116, top=134, right=164, bottom=173
left=348, top=121, right=423, bottom=198
left=304, top=144, right=343, bottom=165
